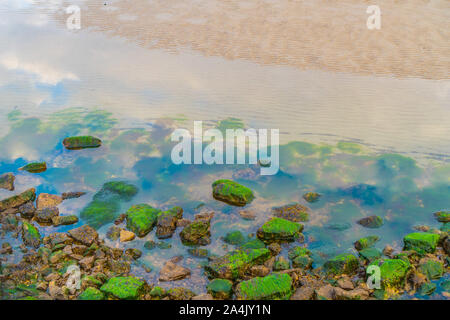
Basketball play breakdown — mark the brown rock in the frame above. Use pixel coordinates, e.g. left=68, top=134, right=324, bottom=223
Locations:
left=35, top=207, right=59, bottom=223
left=239, top=210, right=256, bottom=220
left=120, top=229, right=135, bottom=242
left=36, top=193, right=63, bottom=209
left=291, top=286, right=315, bottom=300
left=334, top=287, right=369, bottom=300
left=159, top=260, right=191, bottom=281
left=192, top=294, right=214, bottom=300
left=337, top=277, right=354, bottom=290
left=61, top=192, right=86, bottom=200
left=68, top=225, right=98, bottom=246
left=249, top=265, right=271, bottom=277
left=315, top=284, right=335, bottom=300
left=382, top=244, right=395, bottom=257
left=79, top=255, right=95, bottom=270
left=0, top=173, right=15, bottom=191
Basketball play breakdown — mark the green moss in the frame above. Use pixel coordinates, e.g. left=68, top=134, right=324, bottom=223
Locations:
left=80, top=200, right=120, bottom=229
left=370, top=259, right=411, bottom=289
left=257, top=217, right=303, bottom=243
left=126, top=204, right=160, bottom=237
left=22, top=221, right=41, bottom=248
left=0, top=188, right=36, bottom=211
left=205, top=248, right=271, bottom=280
left=217, top=117, right=245, bottom=132
left=288, top=247, right=311, bottom=260
left=63, top=135, right=102, bottom=150
left=19, top=162, right=47, bottom=173
left=78, top=287, right=104, bottom=300
left=187, top=248, right=210, bottom=258
left=419, top=283, right=436, bottom=296
left=403, top=232, right=440, bottom=253
left=354, top=236, right=380, bottom=251
left=273, top=256, right=290, bottom=271
left=240, top=238, right=266, bottom=250
left=272, top=203, right=309, bottom=222
left=149, top=286, right=166, bottom=299
left=358, top=248, right=382, bottom=262
left=207, top=279, right=233, bottom=299
left=324, top=254, right=359, bottom=275
left=223, top=231, right=247, bottom=245
left=212, top=179, right=254, bottom=206
left=99, top=181, right=139, bottom=201
left=100, top=276, right=146, bottom=300
left=179, top=219, right=211, bottom=246
left=337, top=141, right=365, bottom=154
left=418, top=260, right=444, bottom=280
left=235, top=273, right=293, bottom=300
left=434, top=210, right=450, bottom=223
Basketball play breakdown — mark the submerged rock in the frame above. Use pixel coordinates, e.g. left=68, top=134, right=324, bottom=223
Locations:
left=0, top=188, right=36, bottom=212
left=419, top=283, right=436, bottom=296
left=35, top=207, right=59, bottom=223
left=235, top=273, right=293, bottom=300
left=22, top=221, right=41, bottom=248
left=180, top=219, right=211, bottom=246
left=61, top=192, right=86, bottom=200
left=167, top=287, right=196, bottom=300
left=126, top=204, right=161, bottom=237
left=159, top=260, right=191, bottom=281
left=100, top=276, right=146, bottom=300
left=239, top=210, right=256, bottom=220
left=36, top=193, right=62, bottom=209
left=358, top=247, right=382, bottom=262
left=78, top=287, right=104, bottom=300
left=288, top=247, right=313, bottom=269
left=156, top=206, right=183, bottom=239
left=204, top=248, right=271, bottom=280
left=68, top=225, right=98, bottom=246
left=106, top=225, right=122, bottom=241
left=418, top=259, right=444, bottom=280
left=52, top=215, right=79, bottom=226
left=207, top=279, right=233, bottom=299
left=0, top=173, right=15, bottom=191
left=354, top=235, right=380, bottom=251
left=434, top=210, right=450, bottom=223
left=19, top=162, right=47, bottom=173
left=357, top=215, right=384, bottom=228
left=272, top=203, right=309, bottom=222
left=403, top=232, right=440, bottom=253
left=323, top=254, right=359, bottom=275
left=257, top=217, right=303, bottom=243
left=222, top=230, right=247, bottom=246
left=63, top=136, right=102, bottom=150
left=212, top=179, right=254, bottom=206
left=303, top=192, right=321, bottom=203
left=187, top=248, right=210, bottom=259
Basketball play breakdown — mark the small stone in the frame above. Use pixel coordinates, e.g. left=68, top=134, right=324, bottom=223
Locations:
left=206, top=279, right=233, bottom=299
left=357, top=215, right=384, bottom=228
left=35, top=207, right=59, bottom=223
left=239, top=210, right=256, bottom=220
left=36, top=193, right=63, bottom=209
left=0, top=188, right=36, bottom=212
left=22, top=221, right=41, bottom=248
left=191, top=294, right=214, bottom=300
left=61, top=192, right=86, bottom=200
left=419, top=282, right=437, bottom=296
left=434, top=210, right=450, bottom=223
left=272, top=203, right=310, bottom=222
left=79, top=255, right=95, bottom=270
left=52, top=215, right=79, bottom=226
left=125, top=248, right=142, bottom=260
left=0, top=173, right=15, bottom=191
left=316, top=285, right=335, bottom=300
left=303, top=192, right=321, bottom=203
left=249, top=265, right=271, bottom=277
left=291, top=286, right=315, bottom=300
left=212, top=179, right=254, bottom=206
left=120, top=230, right=135, bottom=242
left=382, top=245, right=395, bottom=257
left=19, top=162, right=47, bottom=173
left=18, top=201, right=36, bottom=219
left=68, top=225, right=98, bottom=246
left=337, top=277, right=354, bottom=290
left=159, top=260, right=191, bottom=281
left=106, top=226, right=122, bottom=241
left=63, top=136, right=102, bottom=150
left=114, top=213, right=127, bottom=225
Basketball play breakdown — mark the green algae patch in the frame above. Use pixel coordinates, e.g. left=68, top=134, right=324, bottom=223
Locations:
left=418, top=260, right=444, bottom=280
left=0, top=188, right=36, bottom=212
left=223, top=230, right=247, bottom=246
left=235, top=273, right=293, bottom=300
left=22, top=221, right=41, bottom=248
left=257, top=217, right=303, bottom=243
left=78, top=287, right=104, bottom=300
left=370, top=259, right=411, bottom=289
left=358, top=248, right=381, bottom=262
left=63, top=135, right=102, bottom=150
left=205, top=248, right=271, bottom=280
left=434, top=210, right=450, bottom=223
left=354, top=235, right=380, bottom=251
left=100, top=276, right=146, bottom=300
left=126, top=204, right=161, bottom=237
left=240, top=238, right=266, bottom=250
left=324, top=254, right=359, bottom=275
left=207, top=279, right=233, bottom=299
left=19, top=162, right=47, bottom=173
left=98, top=181, right=138, bottom=201
left=288, top=247, right=313, bottom=269
left=403, top=232, right=440, bottom=253
left=212, top=179, right=254, bottom=206
left=180, top=219, right=211, bottom=246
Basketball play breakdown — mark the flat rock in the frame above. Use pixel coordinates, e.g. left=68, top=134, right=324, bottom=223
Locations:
left=68, top=225, right=98, bottom=246
left=0, top=188, right=36, bottom=212
left=36, top=193, right=63, bottom=209
left=272, top=203, right=310, bottom=222
left=0, top=173, right=15, bottom=191
left=35, top=207, right=59, bottom=223
left=120, top=229, right=135, bottom=242
left=159, top=260, right=191, bottom=282
left=290, top=286, right=315, bottom=300
left=61, top=192, right=86, bottom=200
left=356, top=215, right=384, bottom=228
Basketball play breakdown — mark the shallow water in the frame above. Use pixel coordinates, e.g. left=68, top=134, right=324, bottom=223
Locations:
left=0, top=1, right=449, bottom=299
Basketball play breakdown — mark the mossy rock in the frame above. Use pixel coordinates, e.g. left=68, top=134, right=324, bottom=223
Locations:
left=19, top=162, right=47, bottom=173
left=358, top=248, right=382, bottom=262
left=441, top=280, right=450, bottom=292
left=0, top=173, right=15, bottom=191
left=52, top=215, right=79, bottom=226
left=100, top=276, right=146, bottom=300
left=323, top=254, right=359, bottom=275
left=149, top=286, right=166, bottom=299
left=0, top=188, right=36, bottom=212
left=223, top=230, right=247, bottom=245
left=156, top=206, right=183, bottom=239
left=272, top=203, right=309, bottom=222
left=235, top=273, right=293, bottom=300
left=240, top=238, right=266, bottom=250
left=205, top=248, right=271, bottom=280
left=97, top=181, right=139, bottom=202
left=288, top=247, right=311, bottom=260
left=63, top=136, right=102, bottom=150
left=369, top=259, right=411, bottom=289
left=257, top=217, right=303, bottom=243
left=212, top=179, right=254, bottom=206
left=167, top=287, right=196, bottom=300
left=434, top=211, right=450, bottom=223
left=207, top=279, right=233, bottom=299
left=354, top=236, right=380, bottom=251
left=403, top=232, right=440, bottom=253
left=357, top=215, right=384, bottom=229
left=22, top=221, right=41, bottom=248
left=78, top=287, right=104, bottom=300
left=188, top=248, right=210, bottom=259
left=303, top=192, right=321, bottom=203
left=180, top=219, right=211, bottom=246
left=440, top=222, right=450, bottom=233
left=418, top=260, right=444, bottom=280
left=126, top=204, right=161, bottom=237
left=419, top=282, right=436, bottom=296
left=273, top=256, right=290, bottom=271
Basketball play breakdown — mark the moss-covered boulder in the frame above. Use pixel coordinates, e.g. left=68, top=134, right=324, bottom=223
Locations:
left=418, top=259, right=444, bottom=280
left=354, top=235, right=380, bottom=251
left=288, top=247, right=313, bottom=269
left=369, top=259, right=411, bottom=289
left=358, top=248, right=382, bottom=262
left=403, top=232, right=440, bottom=253
left=180, top=219, right=211, bottom=246
left=207, top=279, right=233, bottom=299
left=272, top=203, right=309, bottom=222
left=205, top=248, right=271, bottom=280
left=22, top=221, right=41, bottom=248
left=223, top=230, right=247, bottom=246
left=0, top=188, right=36, bottom=212
left=156, top=206, right=183, bottom=239
left=100, top=276, right=146, bottom=300
left=212, top=179, right=254, bottom=206
left=357, top=215, right=384, bottom=228
left=63, top=136, right=102, bottom=150
left=257, top=217, right=303, bottom=243
left=434, top=211, right=450, bottom=223
left=303, top=192, right=321, bottom=203
left=19, top=162, right=47, bottom=173
left=273, top=256, right=290, bottom=271
left=78, top=287, right=104, bottom=300
left=167, top=287, right=196, bottom=300
left=419, top=282, right=436, bottom=296
left=323, top=254, right=359, bottom=275
left=126, top=204, right=161, bottom=237
left=235, top=273, right=293, bottom=300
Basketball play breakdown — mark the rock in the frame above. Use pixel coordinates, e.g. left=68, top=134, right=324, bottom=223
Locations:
left=207, top=279, right=233, bottom=299
left=267, top=243, right=282, bottom=255
left=212, top=179, right=254, bottom=206
left=106, top=226, right=122, bottom=241
left=235, top=273, right=293, bottom=300
left=357, top=215, right=384, bottom=228
left=36, top=193, right=63, bottom=209
left=191, top=294, right=214, bottom=300
left=273, top=256, right=290, bottom=271
left=359, top=248, right=382, bottom=262
left=156, top=206, right=183, bottom=239
left=63, top=136, right=102, bottom=150
left=323, top=254, right=359, bottom=275
left=48, top=280, right=67, bottom=300
left=257, top=217, right=303, bottom=243
left=114, top=213, right=127, bottom=225
left=167, top=287, right=196, bottom=300
left=303, top=192, right=321, bottom=203
left=35, top=207, right=59, bottom=223
left=18, top=201, right=36, bottom=219
left=239, top=210, right=256, bottom=220
left=290, top=286, right=315, bottom=300
left=418, top=259, right=444, bottom=280
left=79, top=255, right=95, bottom=270
left=52, top=215, right=79, bottom=226
left=419, top=282, right=436, bottom=296
left=19, top=162, right=47, bottom=173
left=177, top=218, right=191, bottom=228
left=272, top=203, right=309, bottom=222
left=413, top=225, right=430, bottom=232
left=0, top=242, right=13, bottom=255
left=120, top=230, right=135, bottom=242
left=354, top=235, right=380, bottom=251
left=149, top=286, right=166, bottom=299
left=382, top=245, right=395, bottom=257
left=403, top=232, right=440, bottom=253
left=124, top=248, right=142, bottom=260
left=205, top=248, right=271, bottom=280
left=337, top=277, right=354, bottom=290
left=315, top=284, right=335, bottom=300
left=68, top=225, right=98, bottom=246
left=288, top=247, right=313, bottom=269
left=0, top=173, right=15, bottom=191
left=434, top=210, right=450, bottom=223
left=222, top=230, right=246, bottom=245
left=249, top=265, right=271, bottom=277
left=46, top=232, right=73, bottom=247
left=444, top=237, right=450, bottom=255
left=126, top=204, right=160, bottom=237
left=334, top=287, right=369, bottom=300
left=100, top=276, right=146, bottom=300
left=180, top=219, right=211, bottom=246
left=187, top=248, right=209, bottom=258
left=370, top=258, right=411, bottom=289
left=0, top=188, right=36, bottom=212
left=78, top=287, right=104, bottom=300
left=232, top=167, right=258, bottom=180
left=240, top=238, right=266, bottom=250
left=61, top=192, right=86, bottom=200
left=440, top=223, right=450, bottom=233
left=22, top=221, right=41, bottom=248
